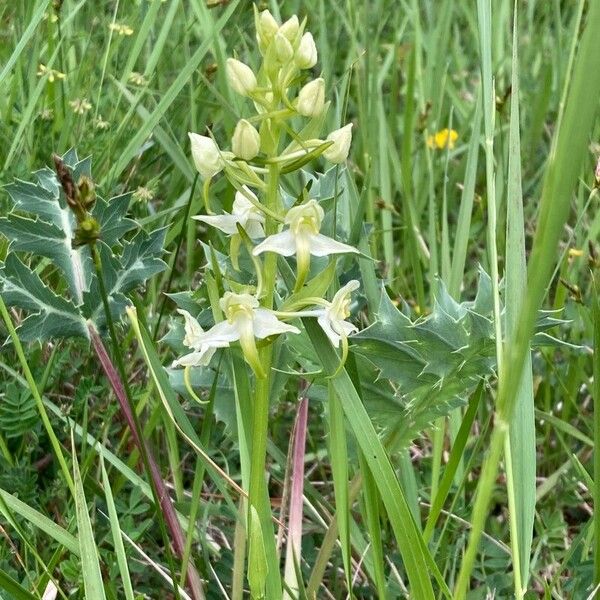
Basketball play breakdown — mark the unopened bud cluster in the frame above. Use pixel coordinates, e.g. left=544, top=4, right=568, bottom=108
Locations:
left=188, top=8, right=353, bottom=186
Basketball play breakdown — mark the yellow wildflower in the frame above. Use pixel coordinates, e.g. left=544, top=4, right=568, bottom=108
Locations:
left=134, top=186, right=155, bottom=202
left=426, top=128, right=458, bottom=150
left=69, top=98, right=92, bottom=115
left=37, top=64, right=66, bottom=82
left=109, top=22, right=134, bottom=36
left=128, top=71, right=148, bottom=86
left=568, top=248, right=584, bottom=258
left=94, top=115, right=110, bottom=130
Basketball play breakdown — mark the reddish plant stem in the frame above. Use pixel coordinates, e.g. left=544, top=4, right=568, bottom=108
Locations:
left=89, top=324, right=204, bottom=600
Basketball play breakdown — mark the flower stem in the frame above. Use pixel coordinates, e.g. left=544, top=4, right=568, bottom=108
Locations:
left=247, top=161, right=282, bottom=597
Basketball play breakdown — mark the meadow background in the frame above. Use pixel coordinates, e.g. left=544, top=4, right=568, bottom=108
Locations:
left=0, top=0, right=600, bottom=598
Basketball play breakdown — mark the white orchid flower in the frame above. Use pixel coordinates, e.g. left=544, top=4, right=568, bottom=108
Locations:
left=173, top=295, right=300, bottom=378
left=279, top=15, right=300, bottom=42
left=172, top=309, right=227, bottom=368
left=217, top=292, right=301, bottom=377
left=252, top=199, right=358, bottom=289
left=226, top=58, right=257, bottom=96
left=297, top=78, right=325, bottom=117
left=282, top=281, right=360, bottom=373
left=193, top=187, right=265, bottom=239
left=311, top=280, right=360, bottom=348
left=232, top=119, right=261, bottom=161
left=274, top=30, right=294, bottom=63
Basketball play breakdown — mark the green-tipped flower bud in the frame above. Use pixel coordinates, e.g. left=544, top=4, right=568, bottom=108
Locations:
left=323, top=123, right=353, bottom=163
left=232, top=119, right=261, bottom=161
left=188, top=132, right=224, bottom=179
left=297, top=78, right=325, bottom=117
left=226, top=58, right=257, bottom=96
left=77, top=175, right=96, bottom=210
left=279, top=15, right=299, bottom=42
left=295, top=32, right=317, bottom=69
left=73, top=216, right=100, bottom=247
left=274, top=30, right=294, bottom=64
left=258, top=9, right=279, bottom=45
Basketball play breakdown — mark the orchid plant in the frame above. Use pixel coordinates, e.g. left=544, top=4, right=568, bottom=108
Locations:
left=173, top=8, right=360, bottom=597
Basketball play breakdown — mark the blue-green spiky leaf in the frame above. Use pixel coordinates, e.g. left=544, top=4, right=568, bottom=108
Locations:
left=352, top=270, right=496, bottom=448
left=0, top=150, right=167, bottom=341
left=0, top=254, right=87, bottom=339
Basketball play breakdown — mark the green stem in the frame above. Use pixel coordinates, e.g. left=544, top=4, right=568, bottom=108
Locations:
left=453, top=422, right=506, bottom=599
left=90, top=244, right=184, bottom=600
left=0, top=295, right=75, bottom=495
left=247, top=161, right=282, bottom=598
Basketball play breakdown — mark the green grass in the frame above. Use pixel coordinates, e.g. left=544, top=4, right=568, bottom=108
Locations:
left=0, top=1, right=599, bottom=598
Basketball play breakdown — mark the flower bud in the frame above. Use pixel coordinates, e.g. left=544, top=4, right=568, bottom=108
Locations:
left=295, top=32, right=317, bottom=69
left=77, top=175, right=96, bottom=210
left=258, top=9, right=279, bottom=43
left=274, top=31, right=294, bottom=64
left=297, top=78, right=325, bottom=117
left=226, top=58, right=257, bottom=96
left=323, top=123, right=353, bottom=163
left=279, top=15, right=299, bottom=42
left=188, top=132, right=223, bottom=179
left=232, top=119, right=261, bottom=161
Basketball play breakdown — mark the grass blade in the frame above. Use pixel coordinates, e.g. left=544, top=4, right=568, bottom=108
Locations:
left=71, top=434, right=107, bottom=600
left=100, top=457, right=136, bottom=600
left=505, top=4, right=535, bottom=595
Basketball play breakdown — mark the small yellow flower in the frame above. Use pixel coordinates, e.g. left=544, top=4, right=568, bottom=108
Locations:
left=426, top=128, right=458, bottom=150
left=37, top=63, right=66, bottom=83
left=128, top=71, right=148, bottom=86
left=40, top=109, right=54, bottom=121
left=568, top=248, right=584, bottom=258
left=133, top=186, right=155, bottom=202
left=43, top=12, right=59, bottom=23
left=109, top=22, right=134, bottom=36
left=94, top=115, right=110, bottom=130
left=69, top=98, right=92, bottom=115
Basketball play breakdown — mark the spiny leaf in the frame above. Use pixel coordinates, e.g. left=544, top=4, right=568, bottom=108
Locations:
left=0, top=214, right=93, bottom=304
left=352, top=270, right=495, bottom=448
left=0, top=151, right=167, bottom=340
left=82, top=229, right=167, bottom=325
left=0, top=253, right=87, bottom=340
